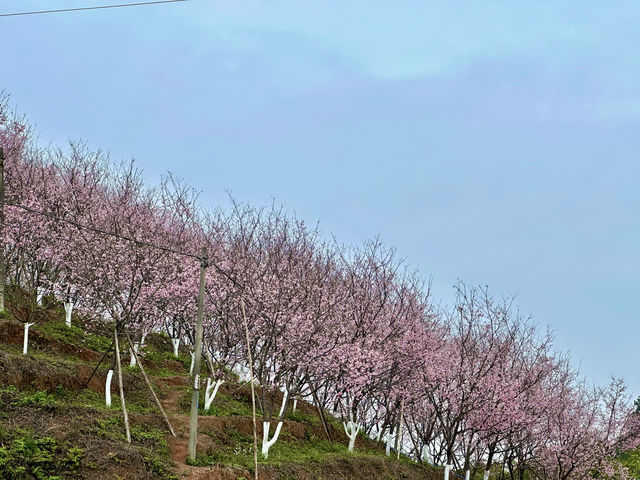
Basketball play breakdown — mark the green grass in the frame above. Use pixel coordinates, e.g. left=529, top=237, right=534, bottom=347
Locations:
left=37, top=320, right=112, bottom=354
left=174, top=384, right=258, bottom=417
left=1, top=386, right=57, bottom=410
left=95, top=416, right=167, bottom=445
left=284, top=409, right=319, bottom=425
left=198, top=390, right=256, bottom=417
left=142, top=347, right=191, bottom=372
left=0, top=381, right=155, bottom=415
left=0, top=342, right=89, bottom=368
left=194, top=425, right=395, bottom=470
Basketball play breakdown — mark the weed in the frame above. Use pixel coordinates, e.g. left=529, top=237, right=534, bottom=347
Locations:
left=0, top=428, right=83, bottom=480
left=186, top=451, right=225, bottom=466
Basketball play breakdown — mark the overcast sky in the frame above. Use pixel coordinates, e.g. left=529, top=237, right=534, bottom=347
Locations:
left=3, top=1, right=639, bottom=394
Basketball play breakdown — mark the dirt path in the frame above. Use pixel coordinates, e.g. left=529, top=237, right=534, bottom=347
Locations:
left=157, top=376, right=256, bottom=480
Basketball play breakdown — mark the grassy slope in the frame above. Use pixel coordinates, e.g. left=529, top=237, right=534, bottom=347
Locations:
left=0, top=301, right=441, bottom=480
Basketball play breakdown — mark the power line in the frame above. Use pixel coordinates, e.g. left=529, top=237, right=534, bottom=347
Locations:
left=0, top=0, right=187, bottom=17
left=5, top=199, right=199, bottom=259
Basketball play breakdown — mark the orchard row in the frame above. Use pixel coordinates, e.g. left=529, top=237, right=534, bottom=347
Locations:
left=1, top=97, right=637, bottom=479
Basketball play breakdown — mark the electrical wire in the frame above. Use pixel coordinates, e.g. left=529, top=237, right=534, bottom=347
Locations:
left=0, top=0, right=186, bottom=18
left=2, top=199, right=240, bottom=287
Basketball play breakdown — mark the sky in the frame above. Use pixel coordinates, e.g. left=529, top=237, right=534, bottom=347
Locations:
left=2, top=1, right=639, bottom=394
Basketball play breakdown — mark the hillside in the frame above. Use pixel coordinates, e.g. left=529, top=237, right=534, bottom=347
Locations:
left=0, top=299, right=442, bottom=480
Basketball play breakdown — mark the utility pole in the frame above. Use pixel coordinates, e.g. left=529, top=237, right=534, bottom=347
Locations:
left=0, top=146, right=5, bottom=313
left=241, top=300, right=259, bottom=480
left=188, top=247, right=208, bottom=462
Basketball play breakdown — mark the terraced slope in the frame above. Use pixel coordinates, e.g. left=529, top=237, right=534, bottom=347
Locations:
left=0, top=302, right=441, bottom=480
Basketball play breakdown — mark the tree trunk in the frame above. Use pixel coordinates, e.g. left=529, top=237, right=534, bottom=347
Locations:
left=309, top=384, right=333, bottom=443
left=129, top=342, right=139, bottom=367
left=64, top=301, right=73, bottom=328
left=204, top=378, right=224, bottom=411
left=171, top=337, right=180, bottom=356
left=261, top=420, right=284, bottom=459
left=343, top=419, right=360, bottom=452
left=23, top=322, right=35, bottom=355
left=385, top=431, right=395, bottom=456
left=105, top=369, right=113, bottom=407
left=395, top=399, right=404, bottom=459
left=36, top=286, right=44, bottom=306
left=445, top=464, right=453, bottom=480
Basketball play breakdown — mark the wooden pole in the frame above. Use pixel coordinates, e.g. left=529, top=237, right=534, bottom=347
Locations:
left=114, top=324, right=131, bottom=443
left=0, top=147, right=5, bottom=313
left=396, top=398, right=404, bottom=460
left=241, top=300, right=259, bottom=480
left=188, top=247, right=208, bottom=462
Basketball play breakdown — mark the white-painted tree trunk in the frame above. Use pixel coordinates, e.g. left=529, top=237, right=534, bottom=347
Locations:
left=105, top=369, right=113, bottom=407
left=484, top=471, right=490, bottom=480
left=260, top=389, right=289, bottom=458
left=204, top=378, right=224, bottom=411
left=466, top=470, right=471, bottom=480
left=343, top=420, right=360, bottom=452
left=421, top=445, right=429, bottom=463
left=171, top=337, right=180, bottom=356
left=64, top=301, right=73, bottom=327
left=444, top=464, right=453, bottom=480
left=23, top=322, right=35, bottom=355
left=129, top=342, right=140, bottom=367
left=292, top=397, right=298, bottom=412
left=385, top=431, right=395, bottom=456
left=189, top=351, right=195, bottom=375
left=279, top=388, right=289, bottom=418
left=36, top=287, right=44, bottom=306
left=234, top=364, right=253, bottom=383
left=261, top=420, right=284, bottom=459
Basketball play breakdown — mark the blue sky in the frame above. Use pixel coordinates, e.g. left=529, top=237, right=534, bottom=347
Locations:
left=3, top=1, right=639, bottom=394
